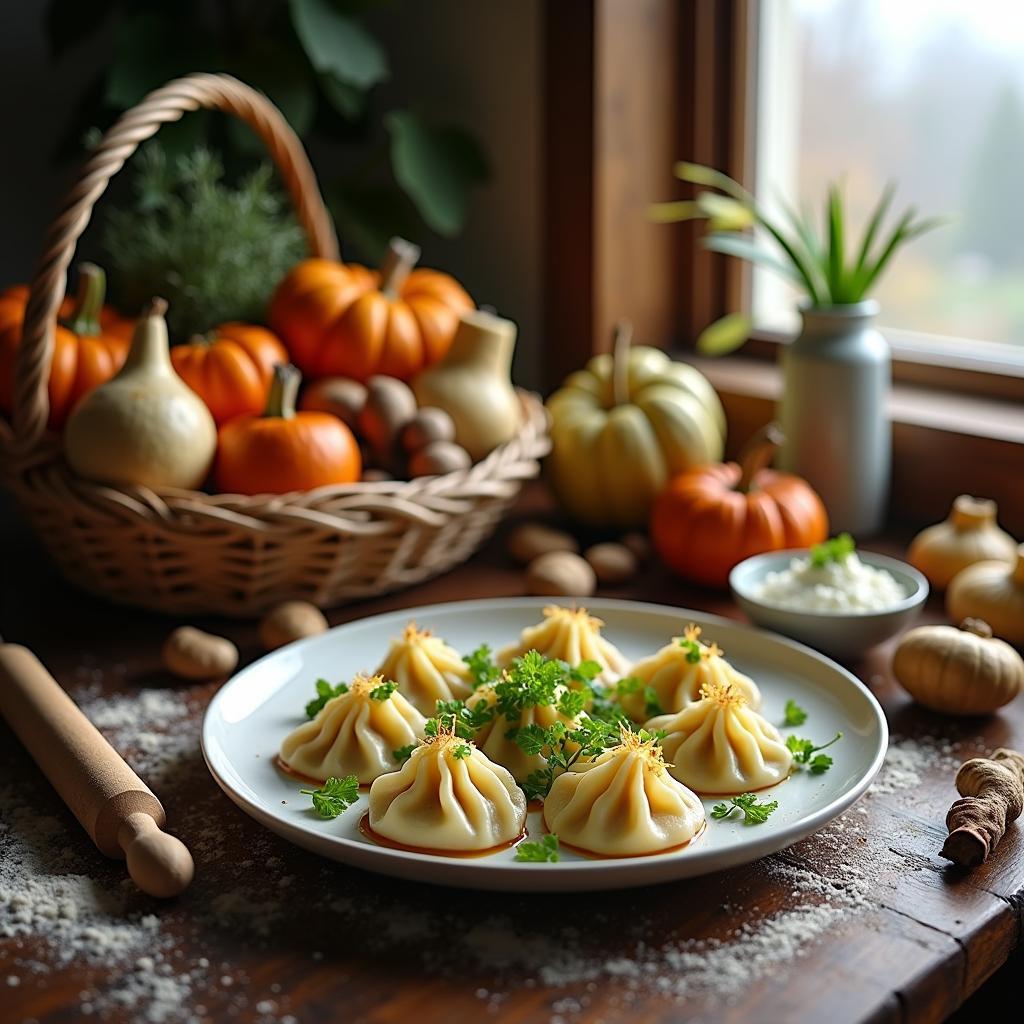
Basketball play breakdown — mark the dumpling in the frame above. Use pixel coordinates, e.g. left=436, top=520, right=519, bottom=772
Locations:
left=367, top=727, right=527, bottom=851
left=542, top=728, right=705, bottom=856
left=647, top=678, right=791, bottom=794
left=497, top=605, right=630, bottom=687
left=619, top=624, right=761, bottom=722
left=280, top=674, right=425, bottom=784
left=472, top=681, right=586, bottom=785
left=374, top=622, right=473, bottom=715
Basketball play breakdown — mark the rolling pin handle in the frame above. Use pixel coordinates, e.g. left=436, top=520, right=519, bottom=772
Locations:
left=118, top=811, right=195, bottom=898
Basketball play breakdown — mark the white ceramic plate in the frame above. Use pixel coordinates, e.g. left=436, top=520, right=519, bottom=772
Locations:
left=202, top=598, right=887, bottom=891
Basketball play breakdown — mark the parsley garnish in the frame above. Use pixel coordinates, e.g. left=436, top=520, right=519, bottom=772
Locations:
left=786, top=732, right=842, bottom=774
left=452, top=743, right=472, bottom=759
left=369, top=680, right=398, bottom=701
left=783, top=699, right=808, bottom=727
left=711, top=792, right=779, bottom=825
left=810, top=533, right=855, bottom=567
left=393, top=744, right=417, bottom=764
left=514, top=834, right=560, bottom=863
left=677, top=636, right=703, bottom=663
left=643, top=686, right=664, bottom=718
left=305, top=679, right=349, bottom=718
left=300, top=775, right=360, bottom=819
left=464, top=645, right=501, bottom=690
left=518, top=716, right=623, bottom=801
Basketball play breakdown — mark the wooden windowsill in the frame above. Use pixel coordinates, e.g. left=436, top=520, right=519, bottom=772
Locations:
left=687, top=354, right=1024, bottom=534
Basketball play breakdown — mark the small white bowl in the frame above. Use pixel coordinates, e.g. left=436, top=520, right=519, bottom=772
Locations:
left=729, top=549, right=929, bottom=660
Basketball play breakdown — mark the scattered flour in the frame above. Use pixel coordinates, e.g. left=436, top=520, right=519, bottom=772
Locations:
left=871, top=734, right=960, bottom=796
left=0, top=682, right=967, bottom=1023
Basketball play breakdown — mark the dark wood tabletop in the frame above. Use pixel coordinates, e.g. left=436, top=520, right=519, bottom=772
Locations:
left=2, top=484, right=1022, bottom=1024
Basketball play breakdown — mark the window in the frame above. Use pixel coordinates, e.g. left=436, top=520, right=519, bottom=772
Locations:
left=753, top=0, right=1024, bottom=368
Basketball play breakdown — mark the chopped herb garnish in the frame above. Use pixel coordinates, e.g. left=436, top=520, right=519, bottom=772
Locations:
left=810, top=533, right=855, bottom=567
left=464, top=644, right=501, bottom=690
left=643, top=686, right=664, bottom=718
left=783, top=699, right=808, bottom=727
left=452, top=743, right=472, bottom=759
left=787, top=732, right=842, bottom=774
left=615, top=676, right=643, bottom=696
left=516, top=716, right=624, bottom=800
left=369, top=680, right=398, bottom=701
left=300, top=775, right=360, bottom=819
left=392, top=744, right=417, bottom=764
left=711, top=792, right=779, bottom=825
left=678, top=636, right=703, bottom=663
left=305, top=679, right=349, bottom=718
left=514, top=834, right=560, bottom=863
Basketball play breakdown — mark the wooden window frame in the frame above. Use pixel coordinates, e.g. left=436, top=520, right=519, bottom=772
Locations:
left=542, top=0, right=1024, bottom=533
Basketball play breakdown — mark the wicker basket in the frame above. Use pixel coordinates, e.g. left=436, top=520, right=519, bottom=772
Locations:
left=0, top=73, right=549, bottom=616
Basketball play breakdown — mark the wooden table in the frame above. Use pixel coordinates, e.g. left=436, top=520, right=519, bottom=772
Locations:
left=2, top=488, right=1022, bottom=1024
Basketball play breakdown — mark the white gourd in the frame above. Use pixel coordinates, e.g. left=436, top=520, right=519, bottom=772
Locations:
left=64, top=298, right=216, bottom=489
left=412, top=310, right=521, bottom=460
left=947, top=546, right=1024, bottom=645
left=908, top=495, right=1017, bottom=590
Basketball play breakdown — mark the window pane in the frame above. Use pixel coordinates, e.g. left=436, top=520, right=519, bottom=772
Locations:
left=754, top=0, right=1024, bottom=354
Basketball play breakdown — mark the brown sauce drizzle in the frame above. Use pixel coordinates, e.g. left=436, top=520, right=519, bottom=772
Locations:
left=548, top=817, right=707, bottom=860
left=358, top=813, right=527, bottom=859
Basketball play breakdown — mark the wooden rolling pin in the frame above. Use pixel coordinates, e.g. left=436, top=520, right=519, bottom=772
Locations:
left=0, top=641, right=194, bottom=897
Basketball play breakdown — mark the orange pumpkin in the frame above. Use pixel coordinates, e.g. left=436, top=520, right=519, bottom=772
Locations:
left=651, top=424, right=829, bottom=588
left=269, top=237, right=474, bottom=382
left=0, top=263, right=132, bottom=429
left=171, top=323, right=288, bottom=425
left=215, top=363, right=361, bottom=495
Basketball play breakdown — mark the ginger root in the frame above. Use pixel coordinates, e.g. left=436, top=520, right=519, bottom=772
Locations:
left=940, top=748, right=1024, bottom=868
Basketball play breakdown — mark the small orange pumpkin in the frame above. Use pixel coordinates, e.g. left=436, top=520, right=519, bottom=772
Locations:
left=269, top=237, right=474, bottom=382
left=215, top=363, right=361, bottom=495
left=651, top=424, right=829, bottom=588
left=171, top=323, right=288, bottom=425
left=0, top=263, right=132, bottom=429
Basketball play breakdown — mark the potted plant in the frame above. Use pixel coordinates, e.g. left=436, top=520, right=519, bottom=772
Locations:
left=651, top=164, right=945, bottom=535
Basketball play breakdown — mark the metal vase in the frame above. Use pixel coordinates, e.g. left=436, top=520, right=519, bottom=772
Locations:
left=778, top=301, right=891, bottom=536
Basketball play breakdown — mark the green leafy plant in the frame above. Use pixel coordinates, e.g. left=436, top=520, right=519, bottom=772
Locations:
left=782, top=699, right=808, bottom=727
left=301, top=775, right=360, bottom=819
left=48, top=0, right=489, bottom=262
left=810, top=533, right=856, bottom=567
left=392, top=744, right=417, bottom=764
left=650, top=163, right=947, bottom=354
left=786, top=732, right=843, bottom=774
left=710, top=793, right=779, bottom=825
left=514, top=834, right=560, bottom=863
left=305, top=678, right=350, bottom=719
left=101, top=145, right=306, bottom=338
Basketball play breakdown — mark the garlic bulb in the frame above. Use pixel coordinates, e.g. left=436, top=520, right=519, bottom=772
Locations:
left=947, top=546, right=1024, bottom=645
left=908, top=495, right=1017, bottom=590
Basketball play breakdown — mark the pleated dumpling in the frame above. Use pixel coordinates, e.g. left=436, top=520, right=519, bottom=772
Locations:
left=472, top=681, right=587, bottom=785
left=280, top=674, right=426, bottom=784
left=647, top=679, right=791, bottom=795
left=543, top=728, right=705, bottom=856
left=497, top=605, right=630, bottom=687
left=619, top=624, right=761, bottom=722
left=374, top=622, right=473, bottom=716
left=367, top=727, right=527, bottom=851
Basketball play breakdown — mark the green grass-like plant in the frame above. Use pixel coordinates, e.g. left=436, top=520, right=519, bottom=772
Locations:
left=650, top=163, right=947, bottom=354
left=102, top=145, right=306, bottom=340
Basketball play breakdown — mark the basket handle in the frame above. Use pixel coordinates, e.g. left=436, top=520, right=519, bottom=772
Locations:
left=13, top=72, right=340, bottom=449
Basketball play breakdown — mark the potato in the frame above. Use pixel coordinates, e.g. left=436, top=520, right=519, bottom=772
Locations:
left=299, top=377, right=367, bottom=430
left=507, top=523, right=579, bottom=565
left=408, top=441, right=472, bottom=477
left=400, top=407, right=456, bottom=453
left=357, top=376, right=418, bottom=466
left=584, top=542, right=638, bottom=584
left=259, top=601, right=328, bottom=651
left=163, top=626, right=238, bottom=680
left=525, top=551, right=596, bottom=597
